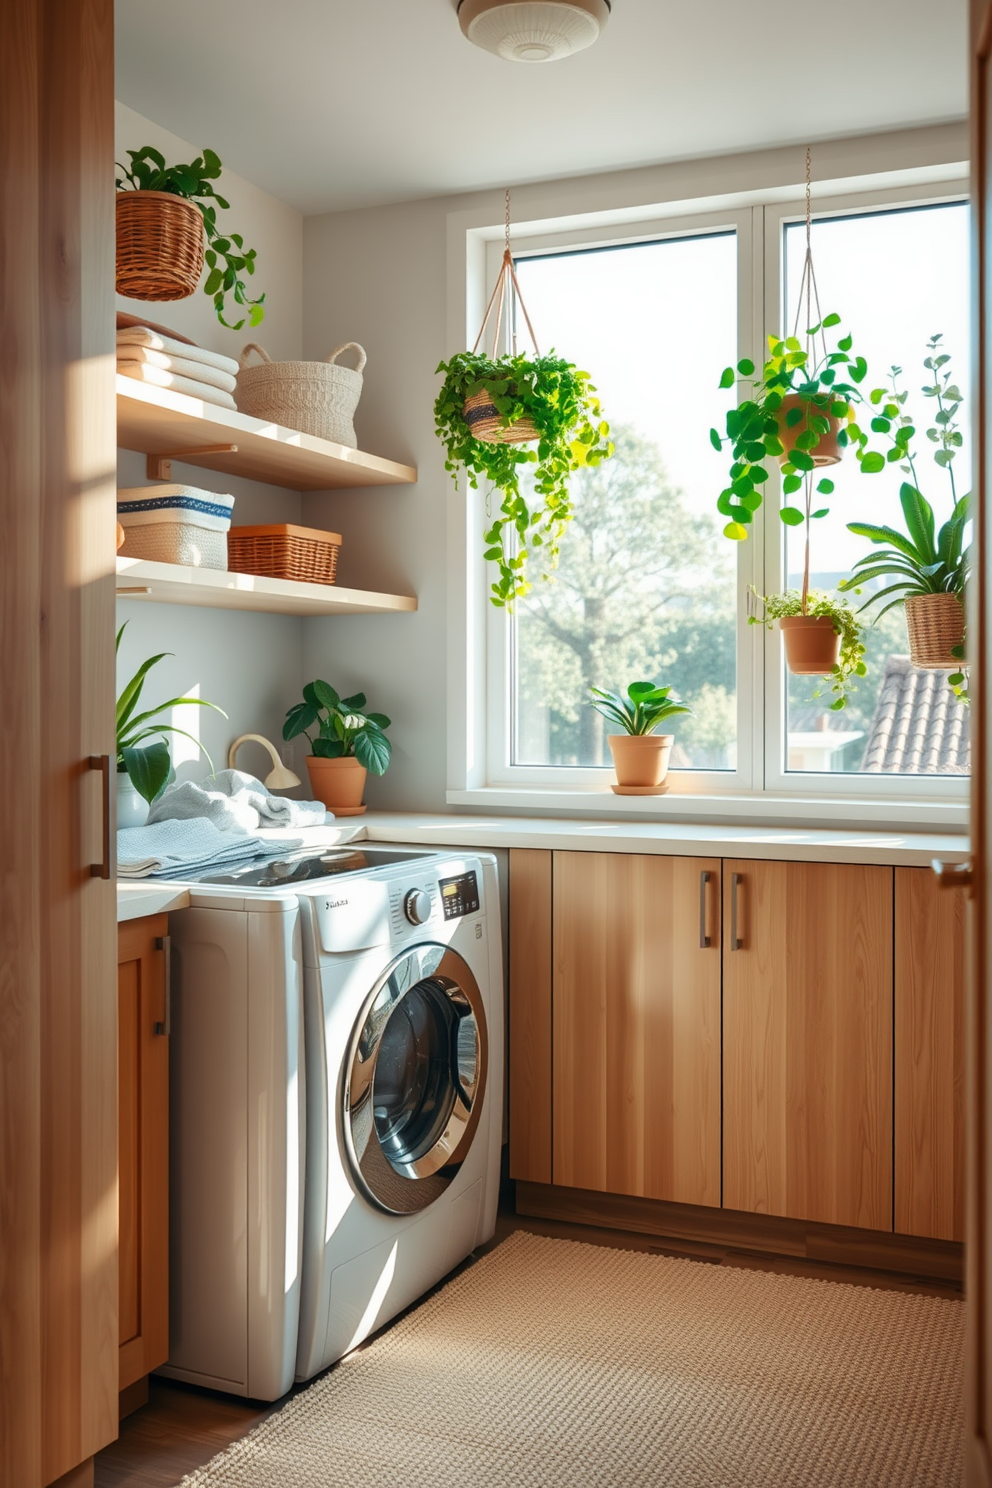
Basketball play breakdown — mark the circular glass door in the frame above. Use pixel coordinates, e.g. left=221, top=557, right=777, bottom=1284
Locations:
left=343, top=943, right=488, bottom=1215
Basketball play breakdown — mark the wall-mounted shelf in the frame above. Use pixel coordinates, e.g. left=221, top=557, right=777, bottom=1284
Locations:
left=116, top=557, right=417, bottom=617
left=116, top=376, right=417, bottom=491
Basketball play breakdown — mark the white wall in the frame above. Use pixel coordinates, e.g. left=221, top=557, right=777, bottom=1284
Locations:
left=300, top=123, right=969, bottom=814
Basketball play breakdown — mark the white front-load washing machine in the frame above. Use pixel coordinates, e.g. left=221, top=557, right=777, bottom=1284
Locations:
left=294, top=849, right=502, bottom=1381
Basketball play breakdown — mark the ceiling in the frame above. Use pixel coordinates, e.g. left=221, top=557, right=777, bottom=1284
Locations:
left=115, top=0, right=967, bottom=216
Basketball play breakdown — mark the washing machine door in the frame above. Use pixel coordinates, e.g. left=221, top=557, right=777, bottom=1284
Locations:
left=343, top=942, right=488, bottom=1215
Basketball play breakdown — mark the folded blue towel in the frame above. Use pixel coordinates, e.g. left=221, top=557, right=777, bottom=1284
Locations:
left=117, top=816, right=302, bottom=879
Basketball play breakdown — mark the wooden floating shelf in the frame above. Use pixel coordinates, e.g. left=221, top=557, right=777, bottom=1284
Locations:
left=116, top=376, right=417, bottom=491
left=115, top=557, right=418, bottom=618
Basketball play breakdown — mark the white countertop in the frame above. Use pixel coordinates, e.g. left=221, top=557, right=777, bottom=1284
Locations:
left=117, top=810, right=969, bottom=920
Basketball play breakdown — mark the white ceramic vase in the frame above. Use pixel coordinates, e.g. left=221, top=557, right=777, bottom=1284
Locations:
left=117, top=770, right=149, bottom=829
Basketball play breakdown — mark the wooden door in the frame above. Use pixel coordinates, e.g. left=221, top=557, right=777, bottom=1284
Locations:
left=0, top=1, right=117, bottom=1483
left=968, top=1, right=992, bottom=1478
left=894, top=868, right=966, bottom=1241
left=552, top=851, right=722, bottom=1207
left=117, top=917, right=170, bottom=1399
left=723, top=860, right=893, bottom=1230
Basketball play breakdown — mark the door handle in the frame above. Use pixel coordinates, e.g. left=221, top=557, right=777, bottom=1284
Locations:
left=730, top=872, right=743, bottom=950
left=154, top=934, right=171, bottom=1036
left=932, top=858, right=973, bottom=891
left=88, top=754, right=111, bottom=879
left=699, top=870, right=712, bottom=948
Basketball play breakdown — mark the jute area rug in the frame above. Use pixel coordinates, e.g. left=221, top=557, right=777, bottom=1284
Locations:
left=181, top=1231, right=964, bottom=1488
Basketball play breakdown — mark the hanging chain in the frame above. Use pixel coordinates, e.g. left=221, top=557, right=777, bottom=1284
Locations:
left=505, top=187, right=511, bottom=256
left=471, top=186, right=541, bottom=359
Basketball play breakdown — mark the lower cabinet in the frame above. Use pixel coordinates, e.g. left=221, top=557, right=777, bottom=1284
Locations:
left=117, top=915, right=170, bottom=1404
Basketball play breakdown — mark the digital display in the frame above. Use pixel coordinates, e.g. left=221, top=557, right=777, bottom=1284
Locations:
left=439, top=871, right=480, bottom=920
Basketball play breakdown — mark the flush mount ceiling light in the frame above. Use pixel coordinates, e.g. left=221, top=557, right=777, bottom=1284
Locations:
left=457, top=0, right=611, bottom=64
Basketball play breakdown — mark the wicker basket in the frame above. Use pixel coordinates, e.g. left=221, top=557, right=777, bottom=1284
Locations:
left=116, top=191, right=205, bottom=302
left=235, top=343, right=366, bottom=448
left=905, top=593, right=966, bottom=669
left=463, top=388, right=538, bottom=445
left=117, top=486, right=234, bottom=569
left=227, top=524, right=342, bottom=586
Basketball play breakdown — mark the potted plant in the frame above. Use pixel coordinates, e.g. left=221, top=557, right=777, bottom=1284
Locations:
left=282, top=680, right=391, bottom=816
left=116, top=624, right=226, bottom=827
left=115, top=146, right=265, bottom=329
left=748, top=589, right=867, bottom=708
left=434, top=349, right=613, bottom=608
left=839, top=336, right=969, bottom=673
left=588, top=682, right=693, bottom=794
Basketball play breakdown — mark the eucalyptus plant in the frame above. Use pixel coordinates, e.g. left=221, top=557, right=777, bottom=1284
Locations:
left=283, top=680, right=392, bottom=775
left=588, top=681, right=693, bottom=735
left=116, top=624, right=226, bottom=803
left=749, top=589, right=867, bottom=710
left=116, top=146, right=265, bottom=330
left=434, top=350, right=613, bottom=608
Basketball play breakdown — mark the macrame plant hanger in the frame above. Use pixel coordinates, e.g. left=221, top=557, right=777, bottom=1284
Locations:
left=792, top=146, right=829, bottom=615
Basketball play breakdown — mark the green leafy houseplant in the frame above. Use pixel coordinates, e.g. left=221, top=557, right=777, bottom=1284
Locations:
left=116, top=624, right=226, bottom=802
left=434, top=350, right=613, bottom=608
left=839, top=336, right=969, bottom=689
left=116, top=146, right=265, bottom=330
left=588, top=681, right=693, bottom=734
left=282, top=681, right=392, bottom=775
left=749, top=589, right=867, bottom=710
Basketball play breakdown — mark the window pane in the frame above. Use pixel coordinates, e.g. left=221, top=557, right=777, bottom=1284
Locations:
left=782, top=202, right=970, bottom=777
left=511, top=233, right=738, bottom=770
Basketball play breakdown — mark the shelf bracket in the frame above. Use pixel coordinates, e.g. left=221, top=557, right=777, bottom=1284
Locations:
left=115, top=585, right=153, bottom=597
left=146, top=444, right=238, bottom=481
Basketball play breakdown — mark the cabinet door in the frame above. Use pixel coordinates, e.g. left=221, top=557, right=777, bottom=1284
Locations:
left=552, top=852, right=722, bottom=1207
left=723, top=860, right=892, bottom=1230
left=895, top=867, right=966, bottom=1241
left=118, top=916, right=170, bottom=1395
left=508, top=849, right=553, bottom=1184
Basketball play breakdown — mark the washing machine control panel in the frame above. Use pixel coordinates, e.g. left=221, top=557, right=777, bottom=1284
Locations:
left=403, top=888, right=432, bottom=925
left=439, top=870, right=480, bottom=920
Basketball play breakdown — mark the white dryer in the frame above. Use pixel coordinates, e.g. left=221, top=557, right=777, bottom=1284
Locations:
left=294, top=850, right=502, bottom=1381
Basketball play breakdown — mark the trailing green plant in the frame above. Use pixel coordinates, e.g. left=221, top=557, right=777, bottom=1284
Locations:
left=588, top=681, right=693, bottom=736
left=749, top=588, right=867, bottom=710
left=710, top=317, right=884, bottom=545
left=116, top=624, right=226, bottom=803
left=283, top=681, right=391, bottom=774
left=434, top=349, right=613, bottom=608
left=116, top=146, right=265, bottom=330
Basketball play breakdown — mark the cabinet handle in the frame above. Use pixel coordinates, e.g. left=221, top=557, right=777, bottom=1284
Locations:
left=699, top=870, right=712, bottom=948
left=154, top=934, right=171, bottom=1036
left=88, top=754, right=111, bottom=879
left=932, top=857, right=972, bottom=891
left=730, top=872, right=743, bottom=950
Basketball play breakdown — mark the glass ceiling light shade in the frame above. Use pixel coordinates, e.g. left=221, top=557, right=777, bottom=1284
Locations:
left=457, top=0, right=611, bottom=63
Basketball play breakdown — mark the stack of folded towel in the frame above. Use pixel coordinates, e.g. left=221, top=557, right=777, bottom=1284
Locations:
left=117, top=816, right=304, bottom=880
left=117, top=325, right=239, bottom=411
left=147, top=770, right=328, bottom=833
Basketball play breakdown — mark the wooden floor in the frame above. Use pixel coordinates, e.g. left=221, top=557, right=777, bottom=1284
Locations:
left=94, top=1197, right=964, bottom=1488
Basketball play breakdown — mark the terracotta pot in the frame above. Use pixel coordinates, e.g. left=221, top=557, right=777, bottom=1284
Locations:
left=780, top=615, right=841, bottom=675
left=775, top=393, right=842, bottom=467
left=607, top=734, right=674, bottom=789
left=904, top=593, right=965, bottom=669
left=306, top=755, right=367, bottom=811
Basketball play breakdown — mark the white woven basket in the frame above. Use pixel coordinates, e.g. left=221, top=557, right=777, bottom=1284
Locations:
left=120, top=522, right=228, bottom=569
left=117, top=485, right=234, bottom=570
left=235, top=342, right=367, bottom=448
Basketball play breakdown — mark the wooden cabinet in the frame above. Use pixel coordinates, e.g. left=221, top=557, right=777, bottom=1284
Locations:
left=117, top=916, right=170, bottom=1402
left=895, top=868, right=966, bottom=1241
left=508, top=850, right=554, bottom=1185
left=723, top=860, right=893, bottom=1231
left=550, top=852, right=722, bottom=1207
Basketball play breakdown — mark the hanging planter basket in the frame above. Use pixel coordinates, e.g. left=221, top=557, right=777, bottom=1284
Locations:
left=462, top=235, right=542, bottom=446
left=115, top=190, right=205, bottom=302
left=462, top=387, right=538, bottom=444
left=779, top=615, right=841, bottom=675
left=905, top=593, right=965, bottom=669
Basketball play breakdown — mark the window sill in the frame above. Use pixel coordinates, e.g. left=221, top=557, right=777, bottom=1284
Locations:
left=446, top=786, right=969, bottom=835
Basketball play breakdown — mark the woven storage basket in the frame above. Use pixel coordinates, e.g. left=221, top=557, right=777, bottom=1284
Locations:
left=905, top=592, right=966, bottom=668
left=235, top=343, right=366, bottom=447
left=117, top=486, right=234, bottom=569
left=227, top=524, right=342, bottom=586
left=116, top=191, right=205, bottom=302
left=463, top=387, right=539, bottom=445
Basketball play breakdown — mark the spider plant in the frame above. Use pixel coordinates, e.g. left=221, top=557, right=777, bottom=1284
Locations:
left=116, top=623, right=226, bottom=803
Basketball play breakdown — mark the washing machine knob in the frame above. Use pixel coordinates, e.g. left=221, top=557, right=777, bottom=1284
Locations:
left=403, top=888, right=431, bottom=925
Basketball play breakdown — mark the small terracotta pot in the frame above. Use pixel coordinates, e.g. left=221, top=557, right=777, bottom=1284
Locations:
left=306, top=755, right=367, bottom=811
left=607, top=734, right=674, bottom=789
left=780, top=616, right=841, bottom=675
left=775, top=393, right=842, bottom=467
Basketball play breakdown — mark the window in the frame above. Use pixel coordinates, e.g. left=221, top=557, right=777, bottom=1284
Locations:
left=472, top=182, right=969, bottom=812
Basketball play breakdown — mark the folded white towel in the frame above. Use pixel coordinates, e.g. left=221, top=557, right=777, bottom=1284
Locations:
left=116, top=344, right=238, bottom=394
left=117, top=359, right=237, bottom=410
left=117, top=816, right=302, bottom=879
left=117, top=486, right=235, bottom=532
left=147, top=769, right=329, bottom=833
left=116, top=326, right=240, bottom=377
